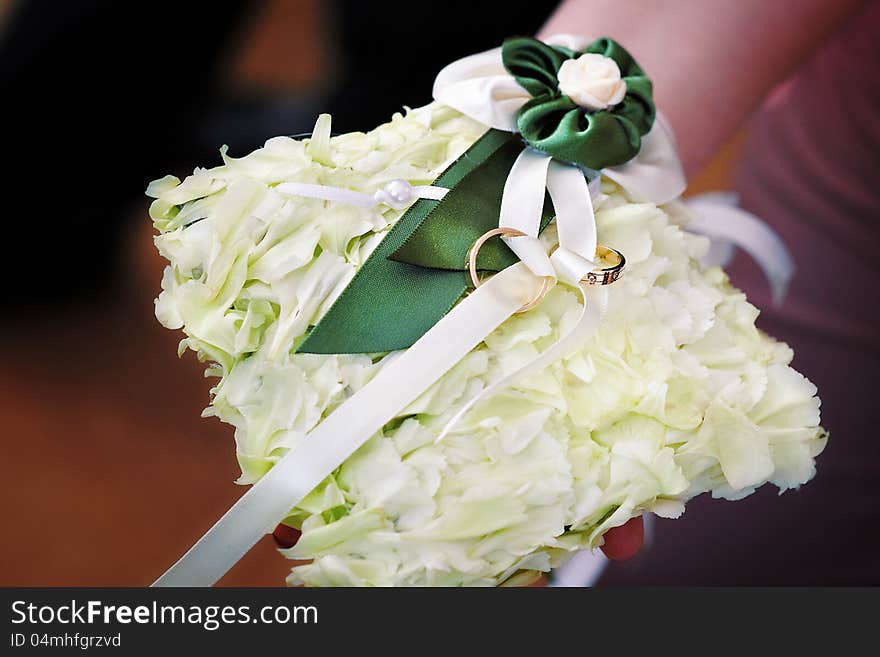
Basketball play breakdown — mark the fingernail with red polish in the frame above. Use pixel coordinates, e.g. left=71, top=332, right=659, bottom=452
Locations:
left=272, top=523, right=301, bottom=549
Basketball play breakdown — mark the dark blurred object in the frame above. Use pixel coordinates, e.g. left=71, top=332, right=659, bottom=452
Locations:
left=326, top=1, right=555, bottom=132
left=0, top=0, right=255, bottom=310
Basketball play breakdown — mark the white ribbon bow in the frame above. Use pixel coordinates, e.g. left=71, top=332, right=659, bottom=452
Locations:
left=433, top=34, right=687, bottom=205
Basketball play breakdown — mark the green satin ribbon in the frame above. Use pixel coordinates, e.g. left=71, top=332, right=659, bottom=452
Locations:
left=298, top=36, right=653, bottom=354
left=297, top=129, right=552, bottom=354
left=502, top=36, right=655, bottom=170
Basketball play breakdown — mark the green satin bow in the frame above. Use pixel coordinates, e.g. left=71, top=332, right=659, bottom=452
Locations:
left=502, top=36, right=655, bottom=170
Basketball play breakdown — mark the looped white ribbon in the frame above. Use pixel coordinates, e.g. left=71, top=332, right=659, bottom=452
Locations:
left=685, top=192, right=794, bottom=305
left=436, top=147, right=606, bottom=443
left=498, top=150, right=599, bottom=283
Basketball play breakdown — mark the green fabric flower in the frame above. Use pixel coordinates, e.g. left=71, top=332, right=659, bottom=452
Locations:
left=501, top=36, right=655, bottom=170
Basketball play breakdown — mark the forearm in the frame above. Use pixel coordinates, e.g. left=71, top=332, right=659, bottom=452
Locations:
left=539, top=0, right=864, bottom=175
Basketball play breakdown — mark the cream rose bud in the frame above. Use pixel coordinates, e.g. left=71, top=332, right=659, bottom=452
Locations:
left=557, top=53, right=627, bottom=111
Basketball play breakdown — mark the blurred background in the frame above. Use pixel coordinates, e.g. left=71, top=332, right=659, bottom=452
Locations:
left=1, top=0, right=876, bottom=586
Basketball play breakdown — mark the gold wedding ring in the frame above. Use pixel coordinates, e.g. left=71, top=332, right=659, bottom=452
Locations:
left=547, top=243, right=625, bottom=285
left=466, top=227, right=554, bottom=313
left=583, top=245, right=625, bottom=285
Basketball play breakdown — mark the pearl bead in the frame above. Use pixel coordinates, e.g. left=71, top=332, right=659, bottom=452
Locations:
left=383, top=179, right=415, bottom=209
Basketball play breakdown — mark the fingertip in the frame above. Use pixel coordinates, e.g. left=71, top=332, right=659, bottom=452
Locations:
left=600, top=516, right=644, bottom=561
left=272, top=523, right=301, bottom=549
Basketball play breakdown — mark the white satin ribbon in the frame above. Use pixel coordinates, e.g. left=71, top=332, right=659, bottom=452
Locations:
left=499, top=149, right=556, bottom=277
left=602, top=114, right=685, bottom=205
left=432, top=35, right=587, bottom=132
left=276, top=179, right=448, bottom=209
left=547, top=160, right=597, bottom=260
left=686, top=192, right=794, bottom=305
